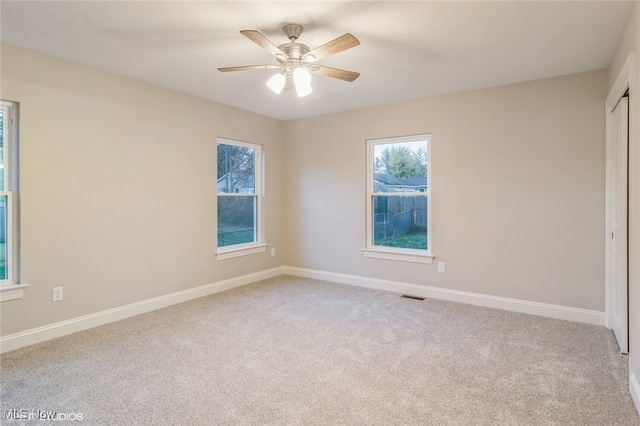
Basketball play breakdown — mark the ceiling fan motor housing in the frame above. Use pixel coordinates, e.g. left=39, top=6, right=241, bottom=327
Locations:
left=279, top=43, right=310, bottom=61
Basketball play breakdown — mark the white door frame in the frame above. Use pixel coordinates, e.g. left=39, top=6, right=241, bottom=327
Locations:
left=605, top=54, right=635, bottom=347
left=606, top=96, right=629, bottom=353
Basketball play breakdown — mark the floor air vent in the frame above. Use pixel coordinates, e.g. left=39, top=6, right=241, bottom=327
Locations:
left=401, top=295, right=425, bottom=301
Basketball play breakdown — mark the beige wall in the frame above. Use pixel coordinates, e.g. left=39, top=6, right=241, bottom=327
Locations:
left=608, top=1, right=640, bottom=410
left=284, top=70, right=607, bottom=311
left=0, top=44, right=609, bottom=339
left=609, top=3, right=639, bottom=90
left=0, top=44, right=284, bottom=336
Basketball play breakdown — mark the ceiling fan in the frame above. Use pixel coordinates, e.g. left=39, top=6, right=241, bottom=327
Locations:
left=218, top=24, right=360, bottom=97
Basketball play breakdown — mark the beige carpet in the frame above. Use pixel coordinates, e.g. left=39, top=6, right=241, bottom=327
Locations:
left=1, top=275, right=638, bottom=425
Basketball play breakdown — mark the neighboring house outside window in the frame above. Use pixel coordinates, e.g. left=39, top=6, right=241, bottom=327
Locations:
left=0, top=100, right=25, bottom=302
left=216, top=138, right=265, bottom=260
left=364, top=134, right=433, bottom=264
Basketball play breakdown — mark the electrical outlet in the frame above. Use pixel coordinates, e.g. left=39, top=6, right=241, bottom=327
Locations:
left=437, top=262, right=446, bottom=273
left=271, top=248, right=276, bottom=257
left=52, top=286, right=63, bottom=302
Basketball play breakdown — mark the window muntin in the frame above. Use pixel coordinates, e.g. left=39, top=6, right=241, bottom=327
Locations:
left=366, top=135, right=431, bottom=258
left=216, top=138, right=262, bottom=252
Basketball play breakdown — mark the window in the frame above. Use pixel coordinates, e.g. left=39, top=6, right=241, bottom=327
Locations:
left=216, top=138, right=265, bottom=260
left=364, top=134, right=432, bottom=264
left=0, top=100, right=25, bottom=302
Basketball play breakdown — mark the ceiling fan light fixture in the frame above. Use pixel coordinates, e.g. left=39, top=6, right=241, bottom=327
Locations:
left=295, top=81, right=313, bottom=97
left=293, top=66, right=311, bottom=84
left=293, top=67, right=312, bottom=97
left=266, top=72, right=286, bottom=94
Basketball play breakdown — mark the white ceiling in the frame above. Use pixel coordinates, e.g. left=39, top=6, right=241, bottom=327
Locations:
left=0, top=1, right=633, bottom=121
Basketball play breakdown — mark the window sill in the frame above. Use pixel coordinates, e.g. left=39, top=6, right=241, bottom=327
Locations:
left=362, top=248, right=433, bottom=264
left=0, top=283, right=29, bottom=302
left=216, top=243, right=267, bottom=261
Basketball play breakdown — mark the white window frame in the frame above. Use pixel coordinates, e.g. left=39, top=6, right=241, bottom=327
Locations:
left=363, top=134, right=433, bottom=264
left=215, top=137, right=266, bottom=260
left=0, top=100, right=26, bottom=302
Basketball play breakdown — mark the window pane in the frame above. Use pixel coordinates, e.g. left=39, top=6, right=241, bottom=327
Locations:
left=217, top=196, right=256, bottom=247
left=372, top=195, right=427, bottom=250
left=0, top=108, right=4, bottom=191
left=217, top=143, right=255, bottom=194
left=373, top=140, right=427, bottom=193
left=0, top=195, right=7, bottom=280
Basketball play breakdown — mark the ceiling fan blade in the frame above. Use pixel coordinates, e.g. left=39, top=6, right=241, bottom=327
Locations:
left=240, top=30, right=288, bottom=58
left=304, top=33, right=359, bottom=62
left=218, top=65, right=281, bottom=72
left=309, top=65, right=360, bottom=82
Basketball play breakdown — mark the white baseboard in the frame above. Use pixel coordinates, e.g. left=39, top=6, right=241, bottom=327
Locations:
left=282, top=266, right=606, bottom=326
left=0, top=267, right=284, bottom=354
left=631, top=373, right=640, bottom=416
left=0, top=265, right=607, bottom=354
